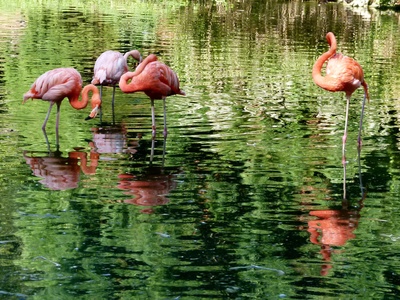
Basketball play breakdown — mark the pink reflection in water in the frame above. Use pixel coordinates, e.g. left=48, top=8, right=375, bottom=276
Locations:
left=118, top=168, right=177, bottom=214
left=24, top=148, right=99, bottom=190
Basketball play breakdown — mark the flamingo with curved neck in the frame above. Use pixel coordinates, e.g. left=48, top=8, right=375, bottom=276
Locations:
left=119, top=54, right=185, bottom=138
left=23, top=67, right=102, bottom=146
left=312, top=32, right=369, bottom=164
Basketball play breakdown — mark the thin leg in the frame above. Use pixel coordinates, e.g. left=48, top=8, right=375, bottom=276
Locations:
left=358, top=92, right=367, bottom=149
left=42, top=102, right=55, bottom=131
left=112, top=86, right=116, bottom=124
left=151, top=99, right=156, bottom=139
left=163, top=97, right=168, bottom=137
left=343, top=158, right=347, bottom=200
left=43, top=130, right=50, bottom=153
left=357, top=146, right=365, bottom=198
left=55, top=103, right=61, bottom=147
left=99, top=85, right=103, bottom=123
left=150, top=138, right=155, bottom=162
left=342, top=96, right=350, bottom=165
left=162, top=134, right=166, bottom=166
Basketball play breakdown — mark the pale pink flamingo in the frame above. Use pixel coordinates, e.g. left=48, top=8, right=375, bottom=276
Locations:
left=91, top=50, right=142, bottom=114
left=23, top=68, right=101, bottom=146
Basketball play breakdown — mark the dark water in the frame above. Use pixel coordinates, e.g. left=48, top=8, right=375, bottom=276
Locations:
left=0, top=0, right=400, bottom=299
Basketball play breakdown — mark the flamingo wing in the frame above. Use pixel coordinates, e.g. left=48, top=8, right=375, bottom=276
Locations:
left=24, top=68, right=82, bottom=102
left=326, top=54, right=364, bottom=94
left=92, top=51, right=128, bottom=85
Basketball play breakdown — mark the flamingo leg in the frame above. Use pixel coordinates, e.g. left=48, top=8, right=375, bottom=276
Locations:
left=151, top=99, right=156, bottom=138
left=342, top=95, right=351, bottom=165
left=112, top=86, right=116, bottom=124
left=343, top=158, right=347, bottom=200
left=358, top=92, right=367, bottom=149
left=163, top=97, right=168, bottom=137
left=99, top=85, right=103, bottom=123
left=55, top=102, right=61, bottom=147
left=42, top=102, right=55, bottom=131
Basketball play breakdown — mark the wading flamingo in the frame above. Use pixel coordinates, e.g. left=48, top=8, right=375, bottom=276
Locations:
left=119, top=54, right=185, bottom=138
left=312, top=32, right=369, bottom=164
left=92, top=50, right=142, bottom=112
left=23, top=68, right=101, bottom=146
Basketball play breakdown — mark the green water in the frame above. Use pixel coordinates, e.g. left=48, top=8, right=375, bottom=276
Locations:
left=0, top=0, right=399, bottom=299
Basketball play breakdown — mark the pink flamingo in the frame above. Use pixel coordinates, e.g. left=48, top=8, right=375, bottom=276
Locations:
left=119, top=54, right=185, bottom=138
left=91, top=50, right=142, bottom=111
left=312, top=32, right=369, bottom=164
left=23, top=68, right=101, bottom=146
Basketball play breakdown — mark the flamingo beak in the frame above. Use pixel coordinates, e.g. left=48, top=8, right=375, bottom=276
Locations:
left=85, top=105, right=100, bottom=120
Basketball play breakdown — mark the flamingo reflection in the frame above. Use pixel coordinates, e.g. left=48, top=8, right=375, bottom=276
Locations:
left=117, top=138, right=179, bottom=213
left=89, top=124, right=140, bottom=156
left=24, top=147, right=99, bottom=190
left=307, top=200, right=363, bottom=276
left=118, top=168, right=177, bottom=214
left=305, top=150, right=366, bottom=276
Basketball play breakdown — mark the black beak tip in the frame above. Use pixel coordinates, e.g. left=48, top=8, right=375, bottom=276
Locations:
left=85, top=116, right=93, bottom=121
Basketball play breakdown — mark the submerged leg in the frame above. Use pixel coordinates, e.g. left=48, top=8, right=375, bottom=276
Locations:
left=342, top=96, right=351, bottom=165
left=151, top=99, right=156, bottom=138
left=163, top=97, right=168, bottom=137
left=358, top=92, right=367, bottom=149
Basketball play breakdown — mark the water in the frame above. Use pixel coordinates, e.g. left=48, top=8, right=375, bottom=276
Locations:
left=0, top=0, right=400, bottom=298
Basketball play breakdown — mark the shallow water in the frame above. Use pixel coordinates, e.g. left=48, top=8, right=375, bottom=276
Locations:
left=0, top=0, right=400, bottom=299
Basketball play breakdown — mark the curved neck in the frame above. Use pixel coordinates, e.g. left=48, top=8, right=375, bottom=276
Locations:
left=124, top=50, right=142, bottom=64
left=69, top=84, right=100, bottom=110
left=119, top=54, right=158, bottom=92
left=312, top=32, right=337, bottom=89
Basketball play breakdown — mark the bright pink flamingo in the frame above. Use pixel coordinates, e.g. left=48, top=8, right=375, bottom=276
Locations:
left=91, top=50, right=142, bottom=110
left=312, top=32, right=369, bottom=164
left=23, top=68, right=101, bottom=146
left=119, top=54, right=185, bottom=138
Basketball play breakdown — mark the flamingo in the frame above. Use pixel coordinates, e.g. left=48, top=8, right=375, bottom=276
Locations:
left=23, top=67, right=101, bottom=146
left=312, top=32, right=369, bottom=164
left=91, top=50, right=142, bottom=113
left=119, top=54, right=185, bottom=138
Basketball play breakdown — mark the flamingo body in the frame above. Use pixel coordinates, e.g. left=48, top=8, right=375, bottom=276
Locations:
left=24, top=68, right=82, bottom=103
left=312, top=32, right=369, bottom=163
left=92, top=50, right=142, bottom=86
left=119, top=54, right=185, bottom=137
left=92, top=50, right=142, bottom=117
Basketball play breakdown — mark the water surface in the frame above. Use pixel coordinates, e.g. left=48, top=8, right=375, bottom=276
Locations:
left=0, top=0, right=400, bottom=299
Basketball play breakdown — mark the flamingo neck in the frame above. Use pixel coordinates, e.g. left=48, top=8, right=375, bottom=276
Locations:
left=312, top=32, right=338, bottom=91
left=69, top=84, right=101, bottom=110
left=119, top=54, right=158, bottom=93
left=124, top=50, right=142, bottom=64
